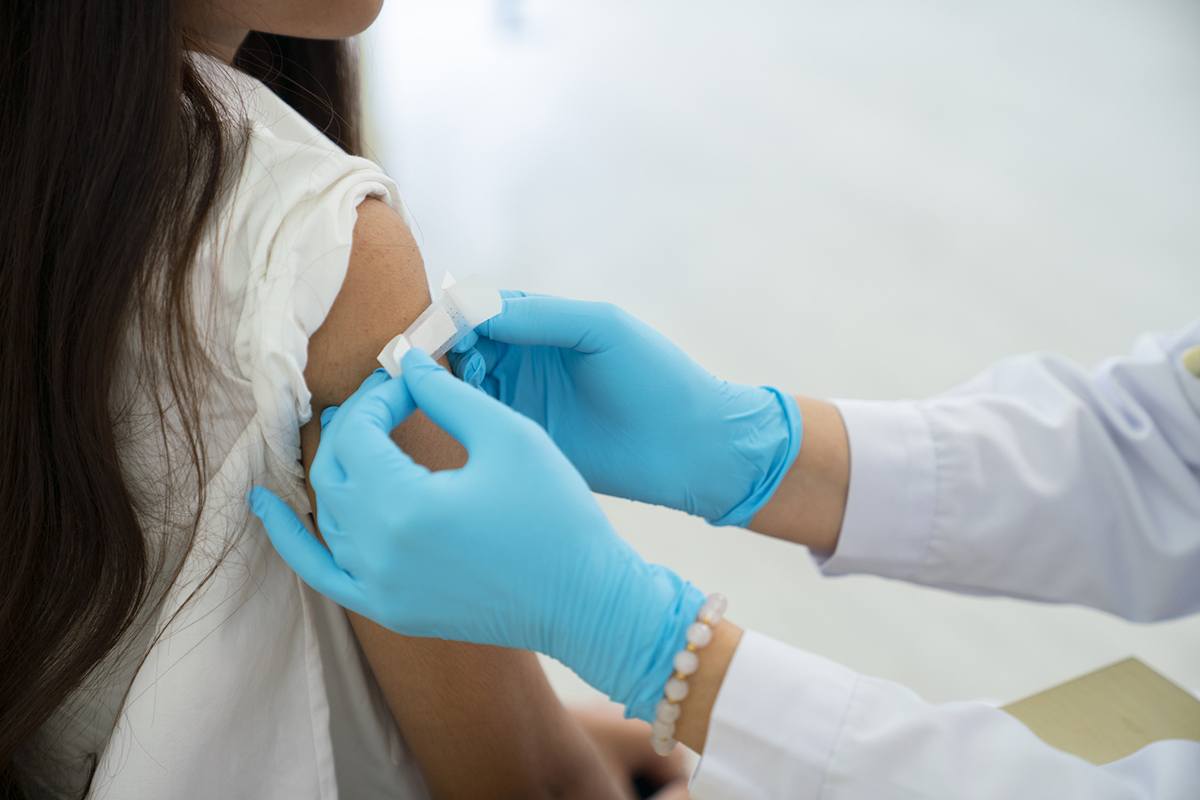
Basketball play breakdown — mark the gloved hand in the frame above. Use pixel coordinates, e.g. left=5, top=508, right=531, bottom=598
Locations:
left=248, top=349, right=704, bottom=722
left=450, top=293, right=802, bottom=526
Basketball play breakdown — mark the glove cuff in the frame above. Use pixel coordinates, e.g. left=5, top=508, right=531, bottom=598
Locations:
left=555, top=551, right=706, bottom=723
left=708, top=387, right=803, bottom=527
left=620, top=575, right=707, bottom=723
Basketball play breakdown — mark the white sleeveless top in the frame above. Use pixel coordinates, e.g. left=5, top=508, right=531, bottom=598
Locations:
left=20, top=56, right=429, bottom=799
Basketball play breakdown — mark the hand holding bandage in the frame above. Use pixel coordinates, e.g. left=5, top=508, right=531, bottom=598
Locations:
left=249, top=350, right=705, bottom=723
left=450, top=293, right=803, bottom=526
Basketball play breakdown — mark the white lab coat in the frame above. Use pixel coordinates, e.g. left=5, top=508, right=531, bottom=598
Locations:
left=690, top=322, right=1200, bottom=799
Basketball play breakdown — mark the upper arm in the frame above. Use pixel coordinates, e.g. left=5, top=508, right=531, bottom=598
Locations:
left=302, top=199, right=456, bottom=467
left=299, top=199, right=603, bottom=797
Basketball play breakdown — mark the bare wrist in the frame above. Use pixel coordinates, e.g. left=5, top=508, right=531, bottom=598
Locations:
left=672, top=620, right=743, bottom=753
left=748, top=396, right=850, bottom=553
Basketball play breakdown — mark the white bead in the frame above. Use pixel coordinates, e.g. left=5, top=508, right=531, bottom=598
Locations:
left=651, top=736, right=676, bottom=757
left=699, top=594, right=727, bottom=625
left=707, top=592, right=728, bottom=615
left=651, top=719, right=675, bottom=739
left=656, top=699, right=681, bottom=723
left=674, top=649, right=699, bottom=676
left=686, top=622, right=713, bottom=648
left=665, top=677, right=690, bottom=702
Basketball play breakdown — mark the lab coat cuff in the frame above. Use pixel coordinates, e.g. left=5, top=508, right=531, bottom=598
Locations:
left=818, top=400, right=936, bottom=581
left=690, top=630, right=858, bottom=799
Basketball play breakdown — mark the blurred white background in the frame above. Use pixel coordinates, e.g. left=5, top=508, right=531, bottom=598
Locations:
left=361, top=0, right=1200, bottom=706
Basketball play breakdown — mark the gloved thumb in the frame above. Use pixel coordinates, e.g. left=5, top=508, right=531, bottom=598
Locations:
left=400, top=348, right=506, bottom=448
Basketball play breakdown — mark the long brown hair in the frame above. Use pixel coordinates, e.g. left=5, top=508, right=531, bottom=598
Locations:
left=0, top=3, right=359, bottom=796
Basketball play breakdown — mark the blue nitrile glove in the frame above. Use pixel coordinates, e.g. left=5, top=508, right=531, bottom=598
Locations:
left=248, top=349, right=704, bottom=722
left=449, top=293, right=802, bottom=526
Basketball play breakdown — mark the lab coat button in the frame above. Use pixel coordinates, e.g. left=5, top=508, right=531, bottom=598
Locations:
left=1182, top=345, right=1200, bottom=379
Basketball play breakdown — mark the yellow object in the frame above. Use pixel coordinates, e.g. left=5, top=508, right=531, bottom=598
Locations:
left=1181, top=344, right=1200, bottom=379
left=1003, top=658, right=1200, bottom=765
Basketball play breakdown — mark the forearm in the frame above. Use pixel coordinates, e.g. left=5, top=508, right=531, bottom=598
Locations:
left=747, top=396, right=850, bottom=554
left=349, top=624, right=621, bottom=799
left=687, top=629, right=1196, bottom=799
left=810, top=325, right=1200, bottom=620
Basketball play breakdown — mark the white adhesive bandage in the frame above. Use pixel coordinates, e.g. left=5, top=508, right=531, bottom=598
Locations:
left=376, top=273, right=503, bottom=377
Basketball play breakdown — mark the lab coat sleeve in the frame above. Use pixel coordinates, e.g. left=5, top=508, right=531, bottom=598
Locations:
left=821, top=322, right=1200, bottom=621
left=689, top=631, right=1200, bottom=800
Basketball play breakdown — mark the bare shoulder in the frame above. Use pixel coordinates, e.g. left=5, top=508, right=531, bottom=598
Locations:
left=304, top=197, right=430, bottom=412
left=304, top=197, right=463, bottom=469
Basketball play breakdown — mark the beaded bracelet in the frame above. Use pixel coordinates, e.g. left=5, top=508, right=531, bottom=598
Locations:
left=650, top=592, right=727, bottom=756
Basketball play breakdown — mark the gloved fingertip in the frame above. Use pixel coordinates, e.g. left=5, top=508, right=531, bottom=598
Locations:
left=446, top=350, right=465, bottom=378
left=450, top=331, right=479, bottom=354
left=320, top=406, right=338, bottom=429
left=247, top=485, right=266, bottom=514
left=360, top=370, right=391, bottom=393
left=460, top=350, right=486, bottom=388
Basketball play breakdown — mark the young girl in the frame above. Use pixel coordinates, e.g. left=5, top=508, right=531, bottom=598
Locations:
left=0, top=2, right=683, bottom=796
